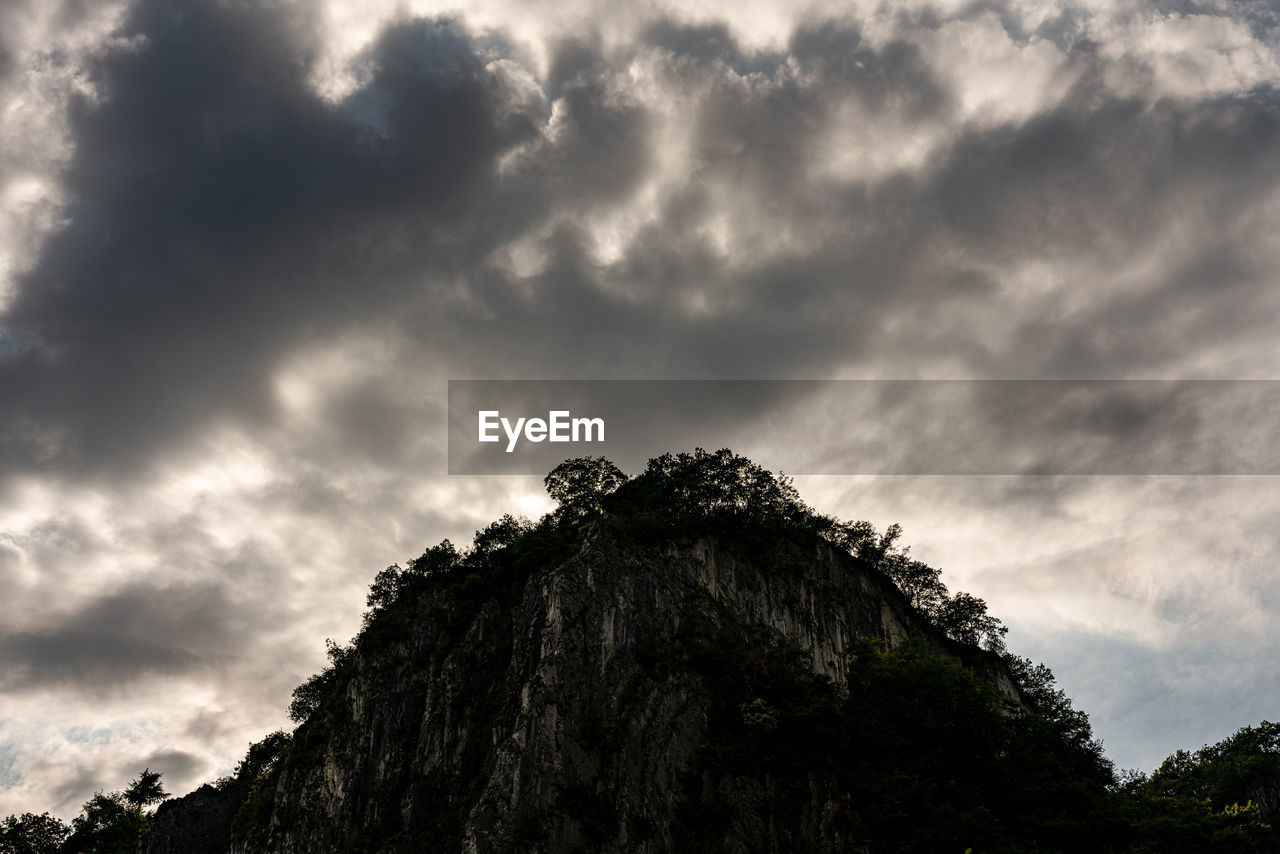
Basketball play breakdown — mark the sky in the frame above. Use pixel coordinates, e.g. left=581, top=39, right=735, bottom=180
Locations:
left=1, top=0, right=1279, bottom=820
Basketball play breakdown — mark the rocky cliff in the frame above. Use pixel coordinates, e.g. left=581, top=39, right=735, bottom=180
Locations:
left=146, top=514, right=1021, bottom=854
left=142, top=785, right=238, bottom=854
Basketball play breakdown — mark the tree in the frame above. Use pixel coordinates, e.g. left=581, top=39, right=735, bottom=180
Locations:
left=288, top=639, right=354, bottom=723
left=812, top=515, right=878, bottom=558
left=231, top=731, right=292, bottom=785
left=408, top=539, right=460, bottom=575
left=544, top=457, right=627, bottom=524
left=936, top=592, right=1009, bottom=653
left=123, top=768, right=168, bottom=809
left=0, top=812, right=69, bottom=854
left=365, top=563, right=404, bottom=613
left=877, top=550, right=948, bottom=616
left=43, top=768, right=170, bottom=854
left=606, top=448, right=811, bottom=525
left=63, top=791, right=143, bottom=854
left=1146, top=721, right=1280, bottom=814
left=471, top=514, right=532, bottom=556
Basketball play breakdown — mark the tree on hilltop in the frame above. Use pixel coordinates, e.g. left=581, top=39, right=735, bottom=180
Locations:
left=544, top=456, right=627, bottom=524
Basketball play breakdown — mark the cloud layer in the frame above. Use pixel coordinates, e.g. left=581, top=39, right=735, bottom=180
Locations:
left=1, top=0, right=1279, bottom=816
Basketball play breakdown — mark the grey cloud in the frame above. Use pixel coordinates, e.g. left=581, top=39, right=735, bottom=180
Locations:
left=526, top=60, right=652, bottom=207
left=787, top=23, right=948, bottom=119
left=321, top=381, right=424, bottom=467
left=931, top=87, right=1280, bottom=255
left=48, top=766, right=109, bottom=816
left=180, top=708, right=238, bottom=746
left=0, top=580, right=256, bottom=693
left=0, top=543, right=357, bottom=699
left=642, top=20, right=787, bottom=77
left=7, top=2, right=1279, bottom=486
left=133, top=750, right=202, bottom=788
left=0, top=631, right=197, bottom=693
left=0, top=1, right=537, bottom=480
left=65, top=583, right=244, bottom=651
left=0, top=0, right=39, bottom=87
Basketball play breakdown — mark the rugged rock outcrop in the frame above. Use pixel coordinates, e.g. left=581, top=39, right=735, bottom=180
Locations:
left=149, top=523, right=1020, bottom=853
left=141, top=784, right=236, bottom=854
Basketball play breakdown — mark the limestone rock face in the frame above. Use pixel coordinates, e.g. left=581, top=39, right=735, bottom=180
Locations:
left=141, top=784, right=236, bottom=854
left=154, top=524, right=1019, bottom=853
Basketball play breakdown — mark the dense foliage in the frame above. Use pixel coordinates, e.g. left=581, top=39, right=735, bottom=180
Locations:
left=680, top=630, right=1280, bottom=853
left=0, top=770, right=169, bottom=854
left=0, top=739, right=292, bottom=854
left=676, top=632, right=1121, bottom=851
left=0, top=813, right=69, bottom=854
left=1144, top=720, right=1280, bottom=812
left=1109, top=721, right=1280, bottom=852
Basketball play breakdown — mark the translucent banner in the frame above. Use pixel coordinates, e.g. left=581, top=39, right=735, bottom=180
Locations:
left=447, top=380, right=1280, bottom=475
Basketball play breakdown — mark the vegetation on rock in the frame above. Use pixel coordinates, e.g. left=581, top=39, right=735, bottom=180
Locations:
left=7, top=450, right=1279, bottom=853
left=1, top=769, right=168, bottom=854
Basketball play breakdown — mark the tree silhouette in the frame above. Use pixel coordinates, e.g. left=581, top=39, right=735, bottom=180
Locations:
left=0, top=812, right=69, bottom=854
left=544, top=457, right=627, bottom=524
left=63, top=791, right=142, bottom=854
left=123, top=768, right=169, bottom=809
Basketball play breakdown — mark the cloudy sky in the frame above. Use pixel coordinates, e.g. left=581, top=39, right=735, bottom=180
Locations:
left=2, top=0, right=1279, bottom=819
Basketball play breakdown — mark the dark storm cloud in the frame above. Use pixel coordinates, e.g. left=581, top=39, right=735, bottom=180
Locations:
left=0, top=0, right=538, bottom=480
left=0, top=581, right=247, bottom=692
left=0, top=631, right=196, bottom=693
left=7, top=2, right=1279, bottom=486
left=0, top=12, right=963, bottom=484
left=134, top=749, right=201, bottom=784
left=462, top=18, right=1280, bottom=385
left=434, top=23, right=959, bottom=379
left=929, top=87, right=1280, bottom=264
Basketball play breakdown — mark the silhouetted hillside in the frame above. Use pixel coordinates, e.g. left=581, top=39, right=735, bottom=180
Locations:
left=10, top=452, right=1278, bottom=854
